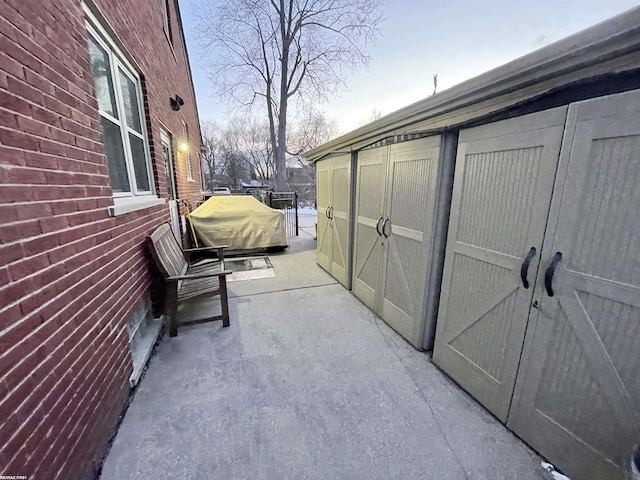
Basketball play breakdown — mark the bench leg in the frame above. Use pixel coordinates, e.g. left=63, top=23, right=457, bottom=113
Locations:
left=220, top=275, right=230, bottom=328
left=165, top=282, right=179, bottom=337
left=168, top=309, right=179, bottom=337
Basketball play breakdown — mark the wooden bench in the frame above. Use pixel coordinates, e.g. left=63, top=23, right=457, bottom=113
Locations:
left=147, top=223, right=232, bottom=337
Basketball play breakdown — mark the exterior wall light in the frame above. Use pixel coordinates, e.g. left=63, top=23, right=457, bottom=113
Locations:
left=178, top=142, right=189, bottom=153
left=170, top=95, right=184, bottom=111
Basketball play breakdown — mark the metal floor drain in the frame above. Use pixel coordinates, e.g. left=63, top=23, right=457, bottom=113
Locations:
left=225, top=257, right=273, bottom=272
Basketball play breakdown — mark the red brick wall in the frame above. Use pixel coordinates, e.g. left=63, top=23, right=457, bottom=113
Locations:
left=0, top=0, right=203, bottom=478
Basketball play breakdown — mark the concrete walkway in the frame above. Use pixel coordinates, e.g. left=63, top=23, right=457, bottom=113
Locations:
left=100, top=214, right=542, bottom=480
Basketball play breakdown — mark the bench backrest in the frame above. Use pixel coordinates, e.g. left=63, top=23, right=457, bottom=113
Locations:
left=148, top=223, right=187, bottom=278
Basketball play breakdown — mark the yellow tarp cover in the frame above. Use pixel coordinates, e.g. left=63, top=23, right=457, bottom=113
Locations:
left=189, top=195, right=287, bottom=250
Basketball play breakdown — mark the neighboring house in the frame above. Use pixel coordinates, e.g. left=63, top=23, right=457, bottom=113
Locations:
left=0, top=0, right=204, bottom=478
left=205, top=166, right=253, bottom=193
left=211, top=171, right=254, bottom=192
left=287, top=157, right=315, bottom=205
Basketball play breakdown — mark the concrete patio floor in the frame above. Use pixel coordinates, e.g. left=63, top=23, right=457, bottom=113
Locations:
left=100, top=214, right=543, bottom=480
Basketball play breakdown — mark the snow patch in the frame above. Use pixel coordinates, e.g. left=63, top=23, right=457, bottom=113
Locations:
left=298, top=207, right=317, bottom=215
left=541, top=462, right=571, bottom=480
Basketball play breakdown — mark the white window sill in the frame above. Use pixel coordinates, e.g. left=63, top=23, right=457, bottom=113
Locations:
left=108, top=196, right=166, bottom=216
left=187, top=178, right=196, bottom=183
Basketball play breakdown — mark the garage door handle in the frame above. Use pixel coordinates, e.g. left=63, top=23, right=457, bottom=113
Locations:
left=375, top=216, right=384, bottom=236
left=544, top=252, right=563, bottom=297
left=520, top=247, right=537, bottom=289
left=329, top=206, right=334, bottom=220
left=382, top=217, right=391, bottom=238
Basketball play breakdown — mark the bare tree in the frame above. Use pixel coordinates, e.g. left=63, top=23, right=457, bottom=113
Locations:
left=202, top=119, right=252, bottom=189
left=201, top=120, right=221, bottom=191
left=194, top=0, right=383, bottom=190
left=220, top=149, right=247, bottom=189
left=288, top=106, right=341, bottom=163
left=223, top=115, right=275, bottom=182
left=359, top=107, right=382, bottom=126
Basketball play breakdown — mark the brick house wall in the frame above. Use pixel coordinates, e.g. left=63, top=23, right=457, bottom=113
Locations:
left=0, top=0, right=204, bottom=478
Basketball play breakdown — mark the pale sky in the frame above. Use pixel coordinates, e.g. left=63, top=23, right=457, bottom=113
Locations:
left=179, top=0, right=639, bottom=133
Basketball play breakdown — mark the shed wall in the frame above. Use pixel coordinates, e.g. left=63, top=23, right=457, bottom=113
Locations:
left=312, top=9, right=640, bottom=478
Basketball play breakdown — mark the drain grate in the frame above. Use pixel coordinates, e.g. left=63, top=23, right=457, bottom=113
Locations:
left=225, top=257, right=273, bottom=272
left=225, top=257, right=275, bottom=282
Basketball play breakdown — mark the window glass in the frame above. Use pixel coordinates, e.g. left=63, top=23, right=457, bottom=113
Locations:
left=183, top=121, right=193, bottom=180
left=161, top=0, right=172, bottom=42
left=129, top=133, right=150, bottom=191
left=162, top=141, right=175, bottom=200
left=87, top=23, right=154, bottom=198
left=119, top=69, right=142, bottom=133
left=88, top=37, right=118, bottom=118
left=100, top=117, right=129, bottom=192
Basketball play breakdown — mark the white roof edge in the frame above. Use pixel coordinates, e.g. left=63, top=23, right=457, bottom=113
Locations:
left=304, top=6, right=640, bottom=162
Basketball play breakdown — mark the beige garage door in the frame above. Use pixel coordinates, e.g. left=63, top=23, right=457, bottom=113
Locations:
left=508, top=89, right=640, bottom=480
left=432, top=107, right=567, bottom=421
left=434, top=90, right=640, bottom=480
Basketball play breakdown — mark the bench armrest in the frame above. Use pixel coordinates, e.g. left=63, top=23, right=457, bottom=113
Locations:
left=166, top=270, right=232, bottom=281
left=183, top=246, right=227, bottom=252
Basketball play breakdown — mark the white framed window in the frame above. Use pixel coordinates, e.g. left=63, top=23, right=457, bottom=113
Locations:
left=183, top=121, right=194, bottom=182
left=161, top=0, right=172, bottom=44
left=160, top=129, right=176, bottom=200
left=85, top=6, right=163, bottom=215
